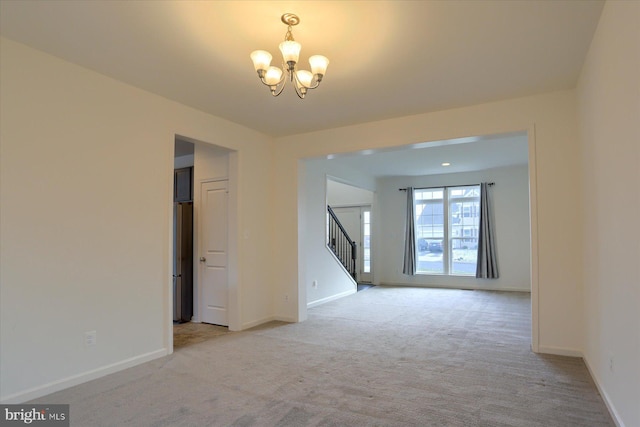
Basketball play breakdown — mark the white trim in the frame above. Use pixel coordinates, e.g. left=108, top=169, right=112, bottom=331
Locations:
left=0, top=349, right=167, bottom=404
left=536, top=346, right=583, bottom=358
left=200, top=177, right=229, bottom=184
left=527, top=124, right=540, bottom=354
left=227, top=151, right=240, bottom=331
left=166, top=135, right=176, bottom=355
left=328, top=203, right=370, bottom=209
left=296, top=159, right=306, bottom=323
left=302, top=129, right=539, bottom=353
left=307, top=288, right=357, bottom=308
left=241, top=316, right=278, bottom=330
left=583, top=356, right=626, bottom=427
left=380, top=282, right=530, bottom=293
left=168, top=136, right=240, bottom=349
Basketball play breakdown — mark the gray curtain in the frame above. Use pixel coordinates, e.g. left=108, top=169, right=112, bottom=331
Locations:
left=476, top=183, right=499, bottom=278
left=402, top=187, right=416, bottom=275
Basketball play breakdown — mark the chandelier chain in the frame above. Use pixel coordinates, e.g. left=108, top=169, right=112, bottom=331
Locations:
left=284, top=26, right=295, bottom=42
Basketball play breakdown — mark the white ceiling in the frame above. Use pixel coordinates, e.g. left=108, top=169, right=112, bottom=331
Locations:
left=314, top=132, right=529, bottom=178
left=0, top=0, right=604, bottom=138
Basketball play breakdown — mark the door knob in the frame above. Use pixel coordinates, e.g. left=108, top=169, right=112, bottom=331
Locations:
left=200, top=257, right=206, bottom=262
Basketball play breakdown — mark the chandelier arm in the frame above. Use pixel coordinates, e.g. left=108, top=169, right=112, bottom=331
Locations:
left=271, top=77, right=287, bottom=97
left=258, top=73, right=285, bottom=88
left=294, top=88, right=305, bottom=99
left=257, top=69, right=286, bottom=96
left=306, top=76, right=321, bottom=90
left=292, top=71, right=306, bottom=99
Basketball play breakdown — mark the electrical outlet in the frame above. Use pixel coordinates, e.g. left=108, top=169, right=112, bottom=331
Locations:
left=608, top=354, right=614, bottom=372
left=84, top=331, right=97, bottom=347
left=284, top=294, right=289, bottom=302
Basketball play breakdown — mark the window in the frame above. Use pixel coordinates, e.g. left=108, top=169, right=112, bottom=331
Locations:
left=414, top=185, right=480, bottom=275
left=363, top=210, right=371, bottom=273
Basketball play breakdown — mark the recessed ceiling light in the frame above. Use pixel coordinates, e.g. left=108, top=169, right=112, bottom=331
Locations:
left=441, top=162, right=451, bottom=166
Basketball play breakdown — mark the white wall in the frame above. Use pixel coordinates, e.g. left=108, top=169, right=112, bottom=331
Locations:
left=194, top=143, right=229, bottom=180
left=327, top=179, right=374, bottom=207
left=377, top=165, right=530, bottom=291
left=6, top=7, right=636, bottom=412
left=301, top=159, right=378, bottom=308
left=0, top=38, right=273, bottom=402
left=576, top=1, right=640, bottom=426
left=274, top=89, right=583, bottom=355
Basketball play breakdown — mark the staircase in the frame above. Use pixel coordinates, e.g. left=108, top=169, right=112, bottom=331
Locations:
left=327, top=205, right=357, bottom=280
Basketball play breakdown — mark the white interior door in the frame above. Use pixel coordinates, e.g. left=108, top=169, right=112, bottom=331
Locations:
left=332, top=206, right=372, bottom=283
left=199, top=180, right=228, bottom=326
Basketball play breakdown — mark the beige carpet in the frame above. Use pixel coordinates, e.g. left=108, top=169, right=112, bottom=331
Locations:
left=33, top=286, right=614, bottom=426
left=173, top=322, right=230, bottom=349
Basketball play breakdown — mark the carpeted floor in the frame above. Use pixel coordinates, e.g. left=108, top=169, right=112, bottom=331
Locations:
left=173, top=322, right=230, bottom=349
left=357, top=283, right=375, bottom=292
left=33, top=286, right=614, bottom=426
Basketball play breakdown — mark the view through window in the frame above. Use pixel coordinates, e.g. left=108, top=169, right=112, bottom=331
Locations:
left=363, top=210, right=371, bottom=273
left=414, top=185, right=480, bottom=275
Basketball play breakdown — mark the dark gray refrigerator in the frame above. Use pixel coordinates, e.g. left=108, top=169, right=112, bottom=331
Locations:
left=173, top=202, right=193, bottom=323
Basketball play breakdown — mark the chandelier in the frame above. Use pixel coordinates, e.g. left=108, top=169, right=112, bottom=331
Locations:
left=250, top=13, right=329, bottom=99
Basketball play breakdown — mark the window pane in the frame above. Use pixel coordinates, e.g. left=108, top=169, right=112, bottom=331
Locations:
left=414, top=188, right=445, bottom=274
left=363, top=210, right=371, bottom=273
left=413, top=185, right=479, bottom=276
left=449, top=185, right=480, bottom=276
left=451, top=238, right=478, bottom=275
left=450, top=186, right=479, bottom=198
left=418, top=247, right=443, bottom=274
left=363, top=248, right=370, bottom=273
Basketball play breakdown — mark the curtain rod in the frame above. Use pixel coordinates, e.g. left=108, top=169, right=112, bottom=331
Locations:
left=398, top=182, right=494, bottom=191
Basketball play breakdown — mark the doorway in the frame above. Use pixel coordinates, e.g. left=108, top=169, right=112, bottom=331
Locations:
left=170, top=136, right=239, bottom=352
left=303, top=130, right=538, bottom=350
left=326, top=178, right=375, bottom=284
left=173, top=140, right=195, bottom=324
left=331, top=205, right=372, bottom=283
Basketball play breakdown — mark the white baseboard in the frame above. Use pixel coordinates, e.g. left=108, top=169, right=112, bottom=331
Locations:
left=583, top=355, right=626, bottom=427
left=241, top=316, right=280, bottom=330
left=273, top=315, right=296, bottom=323
left=307, top=288, right=357, bottom=309
left=0, top=348, right=167, bottom=404
left=536, top=345, right=583, bottom=358
left=380, top=282, right=530, bottom=293
left=537, top=347, right=625, bottom=426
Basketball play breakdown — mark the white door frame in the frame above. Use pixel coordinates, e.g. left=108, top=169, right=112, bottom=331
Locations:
left=167, top=136, right=240, bottom=354
left=302, top=127, right=539, bottom=352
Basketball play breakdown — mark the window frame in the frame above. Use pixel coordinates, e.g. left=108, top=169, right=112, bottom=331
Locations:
left=413, top=185, right=480, bottom=276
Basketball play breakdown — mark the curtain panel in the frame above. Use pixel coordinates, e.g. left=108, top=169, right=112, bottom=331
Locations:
left=402, top=187, right=416, bottom=275
left=476, top=182, right=499, bottom=278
